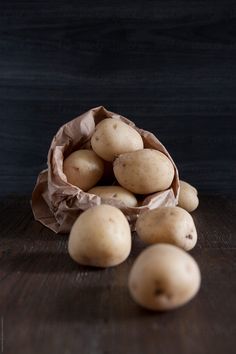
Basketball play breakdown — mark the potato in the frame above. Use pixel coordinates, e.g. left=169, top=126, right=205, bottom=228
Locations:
left=68, top=205, right=131, bottom=267
left=136, top=206, right=197, bottom=251
left=63, top=149, right=104, bottom=191
left=189, top=183, right=198, bottom=195
left=178, top=180, right=199, bottom=212
left=128, top=244, right=201, bottom=311
left=91, top=118, right=144, bottom=161
left=113, top=149, right=175, bottom=194
left=88, top=186, right=138, bottom=207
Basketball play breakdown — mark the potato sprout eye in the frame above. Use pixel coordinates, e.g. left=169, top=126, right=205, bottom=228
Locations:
left=154, top=288, right=164, bottom=296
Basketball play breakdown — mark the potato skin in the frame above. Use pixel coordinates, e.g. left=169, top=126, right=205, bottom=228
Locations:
left=136, top=206, right=197, bottom=251
left=113, top=149, right=175, bottom=194
left=68, top=205, right=131, bottom=268
left=91, top=118, right=144, bottom=161
left=88, top=186, right=138, bottom=207
left=63, top=150, right=104, bottom=191
left=178, top=180, right=199, bottom=212
left=128, top=244, right=201, bottom=311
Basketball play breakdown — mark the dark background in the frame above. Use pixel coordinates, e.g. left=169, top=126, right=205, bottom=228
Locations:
left=0, top=0, right=236, bottom=197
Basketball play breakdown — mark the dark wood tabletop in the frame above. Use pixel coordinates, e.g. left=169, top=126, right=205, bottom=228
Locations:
left=0, top=195, right=235, bottom=354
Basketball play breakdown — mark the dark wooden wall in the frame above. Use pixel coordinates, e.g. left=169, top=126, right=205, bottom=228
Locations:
left=1, top=1, right=235, bottom=197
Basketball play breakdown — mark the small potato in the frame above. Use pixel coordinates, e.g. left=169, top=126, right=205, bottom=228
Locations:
left=91, top=118, right=144, bottom=161
left=128, top=244, right=201, bottom=311
left=68, top=205, right=131, bottom=268
left=178, top=180, right=199, bottom=212
left=113, top=149, right=175, bottom=194
left=88, top=186, right=138, bottom=207
left=136, top=206, right=197, bottom=251
left=63, top=150, right=104, bottom=191
left=189, top=183, right=198, bottom=195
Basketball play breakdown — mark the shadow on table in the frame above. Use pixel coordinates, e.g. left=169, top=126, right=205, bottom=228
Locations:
left=46, top=284, right=177, bottom=323
left=0, top=251, right=103, bottom=273
left=0, top=235, right=146, bottom=274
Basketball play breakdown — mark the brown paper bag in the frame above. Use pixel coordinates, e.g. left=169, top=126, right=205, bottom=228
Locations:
left=31, top=106, right=179, bottom=233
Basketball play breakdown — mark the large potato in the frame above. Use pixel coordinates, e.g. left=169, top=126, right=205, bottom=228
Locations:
left=113, top=149, right=175, bottom=194
left=63, top=149, right=104, bottom=191
left=68, top=205, right=131, bottom=267
left=136, top=206, right=197, bottom=251
left=88, top=186, right=138, bottom=207
left=178, top=180, right=199, bottom=212
left=91, top=118, right=144, bottom=161
left=128, top=244, right=201, bottom=311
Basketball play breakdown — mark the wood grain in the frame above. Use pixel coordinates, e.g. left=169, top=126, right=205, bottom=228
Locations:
left=0, top=195, right=235, bottom=354
left=0, top=1, right=236, bottom=196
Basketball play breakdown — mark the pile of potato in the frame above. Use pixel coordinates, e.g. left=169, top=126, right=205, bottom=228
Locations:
left=63, top=118, right=200, bottom=311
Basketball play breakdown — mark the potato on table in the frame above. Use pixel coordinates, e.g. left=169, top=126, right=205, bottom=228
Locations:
left=88, top=185, right=138, bottom=207
left=63, top=149, right=104, bottom=191
left=178, top=180, right=199, bottom=212
left=113, top=149, right=175, bottom=194
left=136, top=206, right=197, bottom=251
left=91, top=118, right=144, bottom=161
left=128, top=244, right=201, bottom=311
left=68, top=205, right=131, bottom=268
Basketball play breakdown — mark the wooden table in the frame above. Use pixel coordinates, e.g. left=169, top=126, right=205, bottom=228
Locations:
left=0, top=195, right=235, bottom=354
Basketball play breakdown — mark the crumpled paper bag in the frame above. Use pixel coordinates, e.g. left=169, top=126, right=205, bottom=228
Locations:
left=31, top=106, right=179, bottom=233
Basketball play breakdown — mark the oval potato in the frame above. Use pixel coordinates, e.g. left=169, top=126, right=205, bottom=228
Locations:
left=178, top=180, right=199, bottom=212
left=63, top=149, right=104, bottom=191
left=113, top=149, right=175, bottom=194
left=128, top=244, right=201, bottom=311
left=91, top=118, right=144, bottom=161
left=88, top=186, right=138, bottom=207
left=68, top=205, right=131, bottom=267
left=136, top=206, right=197, bottom=251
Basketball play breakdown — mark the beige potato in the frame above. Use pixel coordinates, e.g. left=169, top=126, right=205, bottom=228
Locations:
left=189, top=182, right=198, bottom=195
left=128, top=244, right=201, bottom=311
left=63, top=150, right=104, bottom=191
left=181, top=180, right=198, bottom=194
left=136, top=206, right=197, bottom=251
left=113, top=149, right=175, bottom=194
left=178, top=180, right=199, bottom=212
left=91, top=118, right=144, bottom=161
left=88, top=186, right=138, bottom=207
left=68, top=205, right=131, bottom=267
